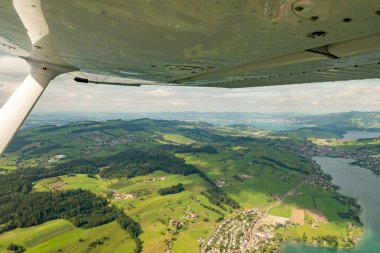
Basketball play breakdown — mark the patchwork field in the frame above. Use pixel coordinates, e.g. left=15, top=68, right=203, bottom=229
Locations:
left=34, top=171, right=227, bottom=253
left=0, top=118, right=366, bottom=252
left=291, top=209, right=305, bottom=225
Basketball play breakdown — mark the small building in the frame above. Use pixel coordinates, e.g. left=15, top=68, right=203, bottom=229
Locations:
left=215, top=178, right=226, bottom=187
left=312, top=223, right=319, bottom=229
left=48, top=154, right=67, bottom=163
left=169, top=219, right=182, bottom=229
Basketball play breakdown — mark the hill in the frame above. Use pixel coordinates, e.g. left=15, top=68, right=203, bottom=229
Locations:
left=298, top=111, right=380, bottom=131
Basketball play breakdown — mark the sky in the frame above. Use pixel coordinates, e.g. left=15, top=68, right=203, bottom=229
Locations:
left=1, top=52, right=380, bottom=115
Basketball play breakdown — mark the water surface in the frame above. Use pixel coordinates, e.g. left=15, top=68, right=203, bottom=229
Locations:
left=343, top=131, right=380, bottom=140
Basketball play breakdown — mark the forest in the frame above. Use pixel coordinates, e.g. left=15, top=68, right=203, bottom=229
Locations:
left=0, top=164, right=142, bottom=252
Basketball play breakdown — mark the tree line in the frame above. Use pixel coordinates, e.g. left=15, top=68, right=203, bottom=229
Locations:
left=158, top=183, right=185, bottom=195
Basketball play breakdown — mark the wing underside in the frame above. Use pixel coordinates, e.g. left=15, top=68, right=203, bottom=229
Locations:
left=0, top=0, right=380, bottom=88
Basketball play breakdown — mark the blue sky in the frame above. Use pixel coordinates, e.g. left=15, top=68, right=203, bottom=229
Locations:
left=1, top=53, right=380, bottom=114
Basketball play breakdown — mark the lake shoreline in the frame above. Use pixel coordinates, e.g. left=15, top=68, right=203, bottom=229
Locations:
left=280, top=157, right=380, bottom=253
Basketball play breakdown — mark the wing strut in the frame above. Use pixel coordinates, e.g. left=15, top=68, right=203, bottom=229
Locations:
left=0, top=60, right=71, bottom=154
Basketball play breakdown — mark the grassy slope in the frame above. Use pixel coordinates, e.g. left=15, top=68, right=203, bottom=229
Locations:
left=0, top=220, right=135, bottom=253
left=178, top=147, right=308, bottom=209
left=162, top=133, right=197, bottom=145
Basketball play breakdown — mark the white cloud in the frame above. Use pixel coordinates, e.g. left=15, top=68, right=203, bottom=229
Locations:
left=145, top=88, right=176, bottom=97
left=0, top=53, right=379, bottom=114
left=170, top=101, right=189, bottom=106
left=0, top=56, right=29, bottom=77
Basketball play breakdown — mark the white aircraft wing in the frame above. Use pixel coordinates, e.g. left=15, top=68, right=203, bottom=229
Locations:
left=0, top=0, right=380, bottom=153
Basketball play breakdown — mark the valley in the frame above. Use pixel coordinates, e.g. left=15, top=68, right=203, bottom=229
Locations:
left=0, top=112, right=378, bottom=253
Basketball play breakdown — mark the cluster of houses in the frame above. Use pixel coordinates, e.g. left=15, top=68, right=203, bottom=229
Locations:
left=247, top=219, right=281, bottom=252
left=307, top=169, right=336, bottom=190
left=201, top=207, right=297, bottom=252
left=266, top=193, right=282, bottom=202
left=274, top=138, right=380, bottom=175
left=64, top=131, right=140, bottom=154
left=202, top=209, right=263, bottom=253
left=162, top=210, right=200, bottom=252
left=168, top=210, right=200, bottom=230
left=185, top=211, right=199, bottom=220
left=169, top=219, right=183, bottom=229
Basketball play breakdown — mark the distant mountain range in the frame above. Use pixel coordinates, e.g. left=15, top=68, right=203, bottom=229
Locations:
left=298, top=111, right=380, bottom=131
left=25, top=111, right=380, bottom=131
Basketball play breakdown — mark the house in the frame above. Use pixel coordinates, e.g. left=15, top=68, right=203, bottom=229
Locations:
left=48, top=154, right=67, bottom=163
left=215, top=178, right=226, bottom=187
left=187, top=211, right=199, bottom=220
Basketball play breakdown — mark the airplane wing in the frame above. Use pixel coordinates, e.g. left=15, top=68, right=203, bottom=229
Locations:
left=1, top=0, right=380, bottom=153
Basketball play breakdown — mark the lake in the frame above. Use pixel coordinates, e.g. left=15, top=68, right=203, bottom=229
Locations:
left=343, top=131, right=380, bottom=140
left=252, top=122, right=307, bottom=131
left=280, top=157, right=380, bottom=253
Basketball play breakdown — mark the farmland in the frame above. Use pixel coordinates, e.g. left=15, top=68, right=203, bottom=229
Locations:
left=0, top=118, right=366, bottom=252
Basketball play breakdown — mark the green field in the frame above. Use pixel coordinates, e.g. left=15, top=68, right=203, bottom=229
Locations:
left=276, top=222, right=363, bottom=247
left=162, top=134, right=196, bottom=145
left=33, top=171, right=226, bottom=253
left=34, top=174, right=112, bottom=195
left=283, top=184, right=349, bottom=223
left=269, top=204, right=292, bottom=218
left=0, top=155, right=18, bottom=171
left=178, top=148, right=306, bottom=209
left=0, top=220, right=136, bottom=253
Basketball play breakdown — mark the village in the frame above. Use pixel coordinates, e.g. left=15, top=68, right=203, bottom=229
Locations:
left=64, top=131, right=142, bottom=154
left=201, top=205, right=360, bottom=253
left=274, top=139, right=380, bottom=175
left=201, top=208, right=286, bottom=253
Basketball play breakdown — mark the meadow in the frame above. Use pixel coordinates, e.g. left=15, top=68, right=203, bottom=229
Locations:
left=0, top=220, right=136, bottom=253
